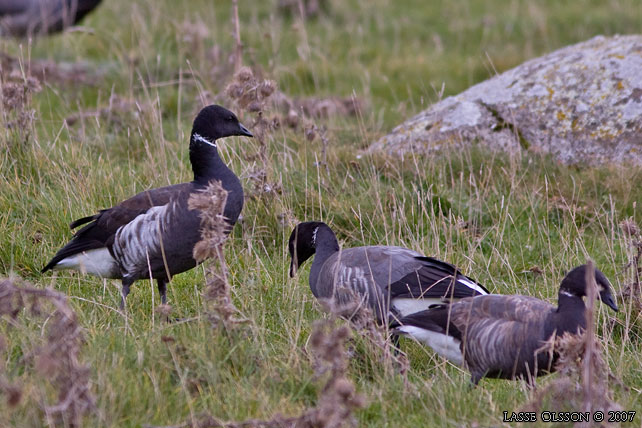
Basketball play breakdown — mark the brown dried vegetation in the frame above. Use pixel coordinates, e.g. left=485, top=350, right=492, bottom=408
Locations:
left=0, top=66, right=41, bottom=146
left=189, top=180, right=247, bottom=329
left=146, top=321, right=365, bottom=428
left=619, top=217, right=642, bottom=309
left=0, top=278, right=95, bottom=426
left=225, top=66, right=280, bottom=198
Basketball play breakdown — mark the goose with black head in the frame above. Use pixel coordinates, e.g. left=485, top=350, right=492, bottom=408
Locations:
left=42, top=105, right=253, bottom=308
left=394, top=264, right=618, bottom=385
left=288, top=221, right=489, bottom=324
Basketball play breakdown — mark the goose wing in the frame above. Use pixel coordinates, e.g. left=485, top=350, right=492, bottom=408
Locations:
left=314, top=246, right=487, bottom=321
left=396, top=295, right=556, bottom=381
left=387, top=256, right=489, bottom=300
left=42, top=183, right=190, bottom=272
left=449, top=295, right=556, bottom=380
left=314, top=246, right=418, bottom=319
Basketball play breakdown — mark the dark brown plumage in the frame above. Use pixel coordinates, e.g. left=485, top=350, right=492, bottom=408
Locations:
left=42, top=105, right=252, bottom=308
left=394, top=264, right=619, bottom=384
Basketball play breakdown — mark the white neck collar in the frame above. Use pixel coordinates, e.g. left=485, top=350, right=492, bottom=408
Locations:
left=193, top=133, right=217, bottom=148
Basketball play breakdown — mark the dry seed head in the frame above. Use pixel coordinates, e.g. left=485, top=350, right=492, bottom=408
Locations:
left=305, top=126, right=317, bottom=142
left=259, top=80, right=276, bottom=97
left=226, top=82, right=244, bottom=99
left=236, top=66, right=253, bottom=82
left=247, top=101, right=261, bottom=112
left=25, top=77, right=41, bottom=92
left=620, top=217, right=640, bottom=237
left=334, top=378, right=355, bottom=398
left=6, top=384, right=21, bottom=407
left=154, top=304, right=173, bottom=317
left=286, top=109, right=299, bottom=128
left=180, top=19, right=209, bottom=44
left=189, top=180, right=229, bottom=262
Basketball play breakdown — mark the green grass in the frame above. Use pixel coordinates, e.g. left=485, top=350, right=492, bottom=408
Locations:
left=1, top=0, right=642, bottom=426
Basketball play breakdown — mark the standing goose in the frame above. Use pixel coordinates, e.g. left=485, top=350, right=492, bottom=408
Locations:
left=42, top=105, right=253, bottom=308
left=393, top=264, right=619, bottom=385
left=288, top=221, right=489, bottom=324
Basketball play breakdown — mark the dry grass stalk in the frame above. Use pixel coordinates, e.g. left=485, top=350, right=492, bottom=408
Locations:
left=231, top=0, right=243, bottom=72
left=180, top=18, right=210, bottom=54
left=318, top=294, right=408, bottom=377
left=300, top=320, right=367, bottom=427
left=225, top=66, right=279, bottom=197
left=146, top=321, right=365, bottom=428
left=277, top=0, right=329, bottom=19
left=0, top=67, right=41, bottom=147
left=64, top=95, right=150, bottom=128
left=188, top=180, right=246, bottom=328
left=0, top=52, right=95, bottom=86
left=619, top=217, right=642, bottom=309
left=271, top=92, right=364, bottom=122
left=523, top=261, right=620, bottom=425
left=0, top=278, right=95, bottom=426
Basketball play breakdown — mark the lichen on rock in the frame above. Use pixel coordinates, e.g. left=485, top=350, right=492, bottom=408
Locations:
left=370, top=35, right=642, bottom=165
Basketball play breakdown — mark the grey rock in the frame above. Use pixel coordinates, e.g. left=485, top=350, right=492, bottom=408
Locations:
left=369, top=35, right=642, bottom=165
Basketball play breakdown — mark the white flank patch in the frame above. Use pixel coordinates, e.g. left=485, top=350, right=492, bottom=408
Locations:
left=112, top=204, right=171, bottom=275
left=391, top=297, right=442, bottom=317
left=54, top=248, right=119, bottom=279
left=397, top=325, right=464, bottom=366
left=193, top=133, right=217, bottom=148
left=458, top=277, right=488, bottom=295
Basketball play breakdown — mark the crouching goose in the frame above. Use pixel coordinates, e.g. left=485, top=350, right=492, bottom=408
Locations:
left=288, top=221, right=489, bottom=324
left=42, top=105, right=253, bottom=308
left=393, top=264, right=619, bottom=385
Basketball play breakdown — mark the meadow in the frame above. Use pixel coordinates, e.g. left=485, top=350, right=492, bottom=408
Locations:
left=1, top=0, right=642, bottom=426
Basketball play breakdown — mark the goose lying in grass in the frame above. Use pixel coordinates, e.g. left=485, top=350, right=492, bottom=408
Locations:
left=288, top=221, right=489, bottom=324
left=42, top=105, right=252, bottom=308
left=393, top=264, right=618, bottom=384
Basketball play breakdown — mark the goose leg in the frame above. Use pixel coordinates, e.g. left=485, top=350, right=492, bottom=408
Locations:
left=469, top=372, right=482, bottom=388
left=157, top=279, right=168, bottom=305
left=390, top=333, right=401, bottom=355
left=120, top=277, right=134, bottom=310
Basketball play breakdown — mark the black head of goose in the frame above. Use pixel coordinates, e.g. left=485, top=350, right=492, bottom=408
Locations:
left=42, top=105, right=252, bottom=308
left=393, top=264, right=619, bottom=385
left=288, top=221, right=489, bottom=323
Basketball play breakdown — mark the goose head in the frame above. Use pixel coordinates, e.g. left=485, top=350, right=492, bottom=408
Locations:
left=559, top=264, right=618, bottom=312
left=190, top=105, right=252, bottom=149
left=288, top=221, right=328, bottom=277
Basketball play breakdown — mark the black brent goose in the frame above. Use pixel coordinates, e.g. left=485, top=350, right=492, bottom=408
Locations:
left=288, top=221, right=489, bottom=323
left=42, top=105, right=253, bottom=308
left=394, top=264, right=619, bottom=384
